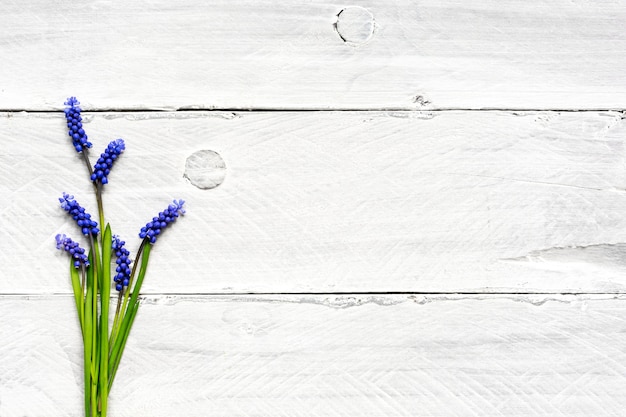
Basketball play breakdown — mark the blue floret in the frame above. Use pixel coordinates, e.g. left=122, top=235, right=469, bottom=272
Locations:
left=55, top=234, right=90, bottom=268
left=91, top=139, right=125, bottom=185
left=139, top=200, right=185, bottom=244
left=112, top=235, right=132, bottom=292
left=59, top=193, right=100, bottom=236
left=64, top=97, right=92, bottom=153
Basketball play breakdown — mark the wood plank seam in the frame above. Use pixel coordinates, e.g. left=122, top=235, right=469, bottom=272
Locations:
left=5, top=108, right=626, bottom=113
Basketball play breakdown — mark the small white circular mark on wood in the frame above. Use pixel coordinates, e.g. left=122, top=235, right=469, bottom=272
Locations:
left=334, top=7, right=375, bottom=45
left=184, top=150, right=226, bottom=189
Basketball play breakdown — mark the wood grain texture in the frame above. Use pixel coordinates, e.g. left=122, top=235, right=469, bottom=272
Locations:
left=4, top=1, right=625, bottom=415
left=2, top=294, right=625, bottom=417
left=2, top=110, right=626, bottom=294
left=1, top=1, right=626, bottom=111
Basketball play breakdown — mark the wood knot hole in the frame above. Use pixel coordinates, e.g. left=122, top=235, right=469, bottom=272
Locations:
left=334, top=6, right=375, bottom=45
left=184, top=150, right=226, bottom=189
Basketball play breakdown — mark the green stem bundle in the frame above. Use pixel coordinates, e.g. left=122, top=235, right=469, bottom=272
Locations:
left=71, top=224, right=152, bottom=416
left=71, top=154, right=154, bottom=417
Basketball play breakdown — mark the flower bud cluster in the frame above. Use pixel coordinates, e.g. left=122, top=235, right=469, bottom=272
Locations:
left=64, top=97, right=92, bottom=152
left=112, top=235, right=132, bottom=292
left=92, top=139, right=125, bottom=185
left=59, top=193, right=99, bottom=236
left=55, top=234, right=90, bottom=268
left=139, top=200, right=186, bottom=244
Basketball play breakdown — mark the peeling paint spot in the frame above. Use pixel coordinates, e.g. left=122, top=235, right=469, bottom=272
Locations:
left=502, top=243, right=626, bottom=292
left=408, top=293, right=619, bottom=306
left=386, top=111, right=435, bottom=120
left=534, top=112, right=560, bottom=125
left=413, top=95, right=431, bottom=108
left=101, top=112, right=238, bottom=121
left=222, top=305, right=272, bottom=337
left=504, top=243, right=626, bottom=268
left=314, top=295, right=404, bottom=309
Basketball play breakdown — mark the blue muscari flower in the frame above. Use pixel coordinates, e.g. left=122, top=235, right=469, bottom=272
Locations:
left=139, top=200, right=185, bottom=244
left=55, top=234, right=90, bottom=268
left=59, top=193, right=100, bottom=236
left=64, top=97, right=92, bottom=153
left=91, top=139, right=125, bottom=184
left=112, top=235, right=132, bottom=292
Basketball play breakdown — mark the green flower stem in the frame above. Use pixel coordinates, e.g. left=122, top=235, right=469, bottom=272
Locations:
left=110, top=238, right=148, bottom=351
left=81, top=150, right=94, bottom=178
left=70, top=262, right=85, bottom=335
left=108, top=242, right=151, bottom=390
left=91, top=286, right=98, bottom=417
left=91, top=380, right=97, bottom=417
left=84, top=252, right=95, bottom=417
left=81, top=266, right=87, bottom=298
left=108, top=300, right=138, bottom=392
left=98, top=225, right=112, bottom=416
left=96, top=185, right=105, bottom=242
left=87, top=237, right=100, bottom=417
left=109, top=292, right=123, bottom=353
left=90, top=239, right=99, bottom=380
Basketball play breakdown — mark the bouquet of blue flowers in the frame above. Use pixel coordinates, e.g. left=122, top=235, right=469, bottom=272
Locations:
left=56, top=97, right=185, bottom=417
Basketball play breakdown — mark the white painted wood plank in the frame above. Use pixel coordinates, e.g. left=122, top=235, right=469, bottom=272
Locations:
left=1, top=1, right=626, bottom=110
left=2, top=294, right=625, bottom=416
left=2, top=110, right=626, bottom=294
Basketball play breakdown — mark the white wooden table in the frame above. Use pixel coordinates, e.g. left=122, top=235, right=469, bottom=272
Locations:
left=2, top=1, right=626, bottom=416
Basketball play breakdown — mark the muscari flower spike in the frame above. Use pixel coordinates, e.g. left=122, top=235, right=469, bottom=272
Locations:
left=92, top=139, right=125, bottom=185
left=59, top=193, right=100, bottom=236
left=139, top=199, right=185, bottom=244
left=112, top=235, right=132, bottom=292
left=64, top=97, right=92, bottom=153
left=55, top=234, right=90, bottom=268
